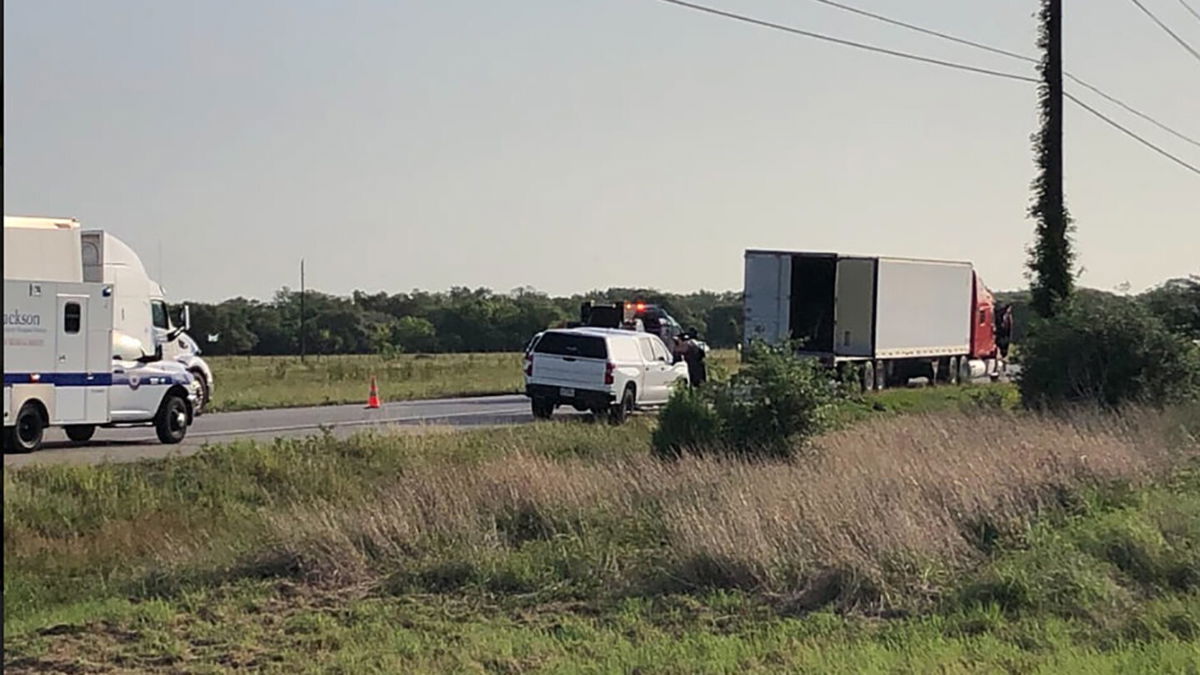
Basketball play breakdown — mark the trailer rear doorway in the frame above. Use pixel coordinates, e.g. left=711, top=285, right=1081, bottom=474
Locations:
left=789, top=255, right=836, bottom=353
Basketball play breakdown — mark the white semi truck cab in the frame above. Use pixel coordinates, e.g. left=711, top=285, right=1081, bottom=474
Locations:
left=81, top=231, right=214, bottom=413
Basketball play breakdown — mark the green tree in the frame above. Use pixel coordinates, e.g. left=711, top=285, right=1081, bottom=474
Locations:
left=391, top=316, right=438, bottom=353
left=1140, top=276, right=1200, bottom=340
left=1027, top=0, right=1074, bottom=319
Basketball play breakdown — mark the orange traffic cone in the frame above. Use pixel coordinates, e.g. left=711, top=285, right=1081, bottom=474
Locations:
left=365, top=376, right=381, bottom=409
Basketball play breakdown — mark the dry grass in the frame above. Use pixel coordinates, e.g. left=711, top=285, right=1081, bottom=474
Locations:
left=6, top=405, right=1199, bottom=671
left=244, top=406, right=1196, bottom=608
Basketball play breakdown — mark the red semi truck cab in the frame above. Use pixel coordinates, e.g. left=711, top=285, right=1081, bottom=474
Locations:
left=970, top=272, right=998, bottom=360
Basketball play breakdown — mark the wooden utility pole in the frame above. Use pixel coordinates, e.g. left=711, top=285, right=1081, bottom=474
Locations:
left=300, top=258, right=306, bottom=363
left=1029, top=0, right=1073, bottom=318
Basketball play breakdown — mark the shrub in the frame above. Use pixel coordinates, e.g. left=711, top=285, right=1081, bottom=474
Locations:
left=653, top=341, right=843, bottom=460
left=1018, top=296, right=1200, bottom=410
left=651, top=385, right=720, bottom=460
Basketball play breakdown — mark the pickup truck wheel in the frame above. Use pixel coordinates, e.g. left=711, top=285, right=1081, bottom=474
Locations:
left=609, top=387, right=635, bottom=424
left=65, top=425, right=96, bottom=443
left=531, top=397, right=554, bottom=420
left=7, top=404, right=44, bottom=454
left=155, top=395, right=189, bottom=444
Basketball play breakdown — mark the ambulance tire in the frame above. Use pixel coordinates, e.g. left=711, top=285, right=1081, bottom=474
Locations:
left=65, top=425, right=96, bottom=443
left=156, top=395, right=189, bottom=445
left=7, top=404, right=45, bottom=454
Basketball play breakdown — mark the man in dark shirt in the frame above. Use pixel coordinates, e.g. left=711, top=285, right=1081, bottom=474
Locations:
left=995, top=304, right=1014, bottom=378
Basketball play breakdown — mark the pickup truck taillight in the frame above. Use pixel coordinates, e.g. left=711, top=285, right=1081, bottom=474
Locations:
left=524, top=353, right=534, bottom=376
left=604, top=361, right=615, bottom=385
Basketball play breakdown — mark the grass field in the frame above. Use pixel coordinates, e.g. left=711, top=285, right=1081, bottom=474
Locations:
left=5, top=398, right=1198, bottom=672
left=206, top=351, right=744, bottom=412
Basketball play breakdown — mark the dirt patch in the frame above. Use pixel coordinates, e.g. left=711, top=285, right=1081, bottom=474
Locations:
left=3, top=583, right=380, bottom=674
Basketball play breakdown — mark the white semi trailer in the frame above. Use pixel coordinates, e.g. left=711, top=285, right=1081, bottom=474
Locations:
left=743, top=250, right=1001, bottom=390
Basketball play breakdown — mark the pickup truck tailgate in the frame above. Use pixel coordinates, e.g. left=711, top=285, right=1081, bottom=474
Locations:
left=530, top=332, right=608, bottom=389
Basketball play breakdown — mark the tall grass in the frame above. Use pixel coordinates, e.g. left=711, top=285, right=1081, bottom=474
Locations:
left=7, top=403, right=1197, bottom=632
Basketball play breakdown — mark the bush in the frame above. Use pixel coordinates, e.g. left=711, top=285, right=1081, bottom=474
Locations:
left=651, top=385, right=720, bottom=460
left=1018, top=296, right=1200, bottom=409
left=652, top=341, right=843, bottom=460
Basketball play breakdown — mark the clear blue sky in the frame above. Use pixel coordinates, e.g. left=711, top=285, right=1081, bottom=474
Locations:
left=5, top=0, right=1198, bottom=301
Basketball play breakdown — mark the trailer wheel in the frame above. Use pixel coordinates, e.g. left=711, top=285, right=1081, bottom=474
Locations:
left=861, top=361, right=876, bottom=393
left=7, top=404, right=45, bottom=454
left=155, top=395, right=189, bottom=444
left=65, top=425, right=96, bottom=443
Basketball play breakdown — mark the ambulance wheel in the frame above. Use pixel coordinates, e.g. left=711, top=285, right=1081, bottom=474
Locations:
left=65, top=425, right=96, bottom=443
left=156, top=395, right=189, bottom=444
left=8, top=404, right=45, bottom=453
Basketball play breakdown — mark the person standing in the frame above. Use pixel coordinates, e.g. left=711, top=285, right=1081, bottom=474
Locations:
left=995, top=304, right=1014, bottom=378
left=679, top=332, right=708, bottom=387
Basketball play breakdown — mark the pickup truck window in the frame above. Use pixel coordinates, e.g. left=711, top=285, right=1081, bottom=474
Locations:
left=637, top=338, right=656, bottom=362
left=533, top=332, right=607, bottom=359
left=649, top=339, right=672, bottom=363
left=608, top=338, right=640, bottom=362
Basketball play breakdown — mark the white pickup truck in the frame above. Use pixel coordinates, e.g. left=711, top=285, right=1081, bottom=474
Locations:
left=523, top=327, right=691, bottom=422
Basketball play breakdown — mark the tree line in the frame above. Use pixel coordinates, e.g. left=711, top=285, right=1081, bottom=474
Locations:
left=185, top=277, right=1197, bottom=357
left=186, top=287, right=743, bottom=356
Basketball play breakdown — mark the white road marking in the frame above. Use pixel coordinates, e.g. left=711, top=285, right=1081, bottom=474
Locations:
left=188, top=407, right=531, bottom=439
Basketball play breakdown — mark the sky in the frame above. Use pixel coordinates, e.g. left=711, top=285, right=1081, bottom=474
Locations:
left=5, top=0, right=1198, bottom=302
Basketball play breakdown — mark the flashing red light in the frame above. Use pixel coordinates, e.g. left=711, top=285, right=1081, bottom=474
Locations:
left=635, top=302, right=646, bottom=312
left=604, top=362, right=615, bottom=385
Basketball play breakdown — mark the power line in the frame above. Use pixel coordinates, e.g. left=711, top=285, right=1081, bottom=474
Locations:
left=808, top=0, right=1031, bottom=62
left=1127, top=0, right=1200, bottom=63
left=806, top=0, right=1200, bottom=149
left=654, top=0, right=1036, bottom=83
left=1067, top=74, right=1200, bottom=149
left=1179, top=0, right=1200, bottom=24
left=654, top=0, right=1200, bottom=176
left=1066, top=92, right=1200, bottom=175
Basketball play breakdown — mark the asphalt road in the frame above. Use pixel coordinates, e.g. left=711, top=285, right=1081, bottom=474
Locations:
left=4, top=395, right=536, bottom=468
left=6, top=366, right=1017, bottom=468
